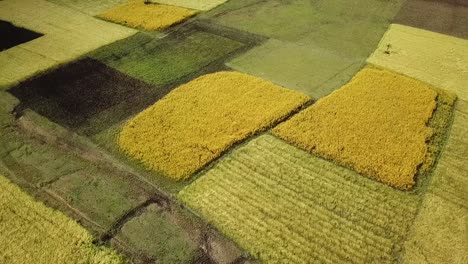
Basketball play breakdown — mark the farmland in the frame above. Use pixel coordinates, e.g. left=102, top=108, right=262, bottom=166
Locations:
left=118, top=71, right=310, bottom=180
left=179, top=135, right=420, bottom=263
left=151, top=0, right=228, bottom=11
left=1, top=0, right=467, bottom=263
left=90, top=30, right=245, bottom=87
left=98, top=1, right=197, bottom=31
left=0, top=175, right=124, bottom=264
left=273, top=67, right=455, bottom=190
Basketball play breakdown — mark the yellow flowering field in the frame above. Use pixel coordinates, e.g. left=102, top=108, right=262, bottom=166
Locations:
left=98, top=0, right=196, bottom=31
left=0, top=175, right=124, bottom=264
left=118, top=71, right=310, bottom=180
left=273, top=67, right=455, bottom=190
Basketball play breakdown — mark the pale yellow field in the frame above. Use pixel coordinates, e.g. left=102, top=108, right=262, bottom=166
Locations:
left=0, top=175, right=124, bottom=264
left=273, top=67, right=441, bottom=189
left=118, top=71, right=310, bottom=180
left=150, top=0, right=228, bottom=11
left=368, top=24, right=468, bottom=101
left=98, top=0, right=196, bottom=31
left=0, top=0, right=135, bottom=89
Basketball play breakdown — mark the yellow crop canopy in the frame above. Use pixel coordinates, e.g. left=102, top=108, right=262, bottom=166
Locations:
left=118, top=71, right=310, bottom=180
left=98, top=0, right=196, bottom=31
left=273, top=67, right=454, bottom=190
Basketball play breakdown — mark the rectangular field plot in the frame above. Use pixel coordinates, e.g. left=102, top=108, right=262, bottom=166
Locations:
left=91, top=30, right=244, bottom=87
left=48, top=0, right=126, bottom=16
left=204, top=0, right=403, bottom=57
left=118, top=71, right=310, bottom=180
left=98, top=1, right=196, bottom=31
left=367, top=24, right=468, bottom=101
left=151, top=0, right=227, bottom=11
left=273, top=67, right=455, bottom=190
left=402, top=100, right=468, bottom=264
left=179, top=135, right=420, bottom=263
left=9, top=58, right=162, bottom=136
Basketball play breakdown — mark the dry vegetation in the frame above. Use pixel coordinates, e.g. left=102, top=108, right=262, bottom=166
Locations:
left=273, top=67, right=453, bottom=190
left=118, top=71, right=310, bottom=180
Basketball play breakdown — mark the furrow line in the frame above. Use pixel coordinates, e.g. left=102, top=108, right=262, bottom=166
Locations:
left=214, top=166, right=393, bottom=261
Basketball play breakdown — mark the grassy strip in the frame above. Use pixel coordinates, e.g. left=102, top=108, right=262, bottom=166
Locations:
left=179, top=135, right=420, bottom=263
left=416, top=86, right=457, bottom=187
left=273, top=67, right=449, bottom=189
left=0, top=175, right=125, bottom=264
left=118, top=71, right=310, bottom=180
left=98, top=0, right=197, bottom=31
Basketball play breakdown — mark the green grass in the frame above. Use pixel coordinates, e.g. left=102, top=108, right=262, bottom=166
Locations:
left=179, top=134, right=421, bottom=263
left=90, top=31, right=244, bottom=87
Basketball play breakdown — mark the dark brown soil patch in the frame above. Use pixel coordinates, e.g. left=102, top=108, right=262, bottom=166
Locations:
left=9, top=58, right=171, bottom=136
left=394, top=0, right=468, bottom=39
left=0, top=20, right=43, bottom=51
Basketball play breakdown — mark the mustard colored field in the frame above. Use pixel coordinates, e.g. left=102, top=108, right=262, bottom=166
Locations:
left=99, top=0, right=196, bottom=31
left=0, top=175, right=124, bottom=264
left=274, top=67, right=455, bottom=190
left=118, top=71, right=310, bottom=180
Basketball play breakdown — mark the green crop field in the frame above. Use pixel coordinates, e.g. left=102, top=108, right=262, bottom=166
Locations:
left=91, top=30, right=244, bottom=87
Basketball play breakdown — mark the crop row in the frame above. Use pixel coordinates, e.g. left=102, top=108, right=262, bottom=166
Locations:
left=179, top=135, right=420, bottom=263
